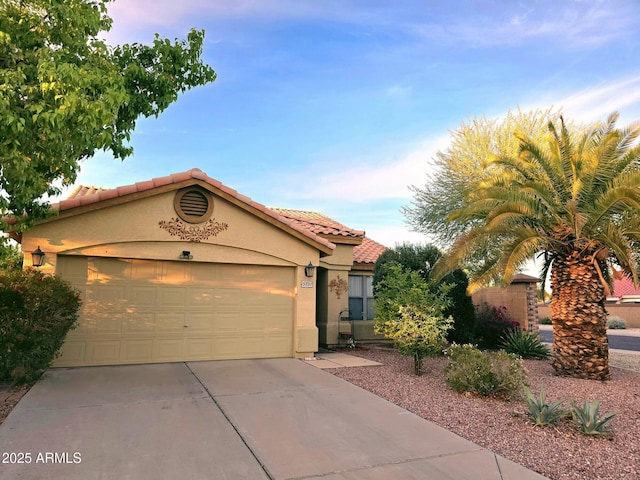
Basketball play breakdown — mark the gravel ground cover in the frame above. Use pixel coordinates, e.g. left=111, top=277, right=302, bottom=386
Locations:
left=330, top=346, right=640, bottom=480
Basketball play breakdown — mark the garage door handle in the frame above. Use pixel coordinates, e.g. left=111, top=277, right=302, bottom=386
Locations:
left=183, top=324, right=189, bottom=327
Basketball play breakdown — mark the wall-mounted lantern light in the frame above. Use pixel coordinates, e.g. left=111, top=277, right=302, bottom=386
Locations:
left=31, top=246, right=46, bottom=267
left=304, top=262, right=316, bottom=278
left=179, top=250, right=193, bottom=260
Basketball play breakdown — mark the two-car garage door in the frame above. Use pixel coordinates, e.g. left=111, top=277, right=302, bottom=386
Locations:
left=56, top=256, right=294, bottom=367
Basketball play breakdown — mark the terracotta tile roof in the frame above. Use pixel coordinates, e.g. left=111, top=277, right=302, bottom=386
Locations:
left=52, top=168, right=335, bottom=253
left=67, top=185, right=112, bottom=198
left=353, top=237, right=387, bottom=265
left=269, top=208, right=365, bottom=239
left=614, top=276, right=640, bottom=297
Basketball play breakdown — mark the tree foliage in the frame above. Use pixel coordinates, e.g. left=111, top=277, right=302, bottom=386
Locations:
left=0, top=237, right=22, bottom=271
left=403, top=108, right=570, bottom=272
left=373, top=243, right=475, bottom=343
left=0, top=0, right=217, bottom=231
left=373, top=263, right=452, bottom=375
left=429, top=111, right=640, bottom=379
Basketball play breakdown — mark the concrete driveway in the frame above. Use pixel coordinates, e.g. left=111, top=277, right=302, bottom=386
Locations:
left=0, top=359, right=547, bottom=480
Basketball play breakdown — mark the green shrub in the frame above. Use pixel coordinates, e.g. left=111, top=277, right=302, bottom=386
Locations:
left=571, top=399, right=616, bottom=435
left=538, top=316, right=552, bottom=325
left=389, top=305, right=452, bottom=375
left=373, top=264, right=452, bottom=375
left=474, top=303, right=520, bottom=349
left=499, top=329, right=550, bottom=359
left=443, top=344, right=527, bottom=399
left=0, top=268, right=81, bottom=384
left=522, top=386, right=569, bottom=426
left=606, top=316, right=627, bottom=330
left=372, top=243, right=476, bottom=345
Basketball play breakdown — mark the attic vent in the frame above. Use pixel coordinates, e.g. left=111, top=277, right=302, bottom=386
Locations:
left=174, top=187, right=214, bottom=223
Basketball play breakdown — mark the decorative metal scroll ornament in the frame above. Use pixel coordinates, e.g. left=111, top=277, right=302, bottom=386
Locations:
left=159, top=217, right=229, bottom=242
left=328, top=274, right=349, bottom=299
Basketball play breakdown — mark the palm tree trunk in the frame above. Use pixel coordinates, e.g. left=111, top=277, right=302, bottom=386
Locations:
left=550, top=251, right=610, bottom=380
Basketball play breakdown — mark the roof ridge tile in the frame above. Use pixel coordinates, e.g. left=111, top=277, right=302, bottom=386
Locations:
left=48, top=168, right=335, bottom=253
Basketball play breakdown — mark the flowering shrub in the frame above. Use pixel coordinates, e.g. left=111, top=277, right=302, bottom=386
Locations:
left=474, top=303, right=519, bottom=349
left=0, top=268, right=81, bottom=384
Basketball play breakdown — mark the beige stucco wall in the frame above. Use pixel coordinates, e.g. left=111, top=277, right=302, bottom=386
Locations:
left=317, top=244, right=354, bottom=347
left=472, top=282, right=539, bottom=331
left=21, top=187, right=323, bottom=357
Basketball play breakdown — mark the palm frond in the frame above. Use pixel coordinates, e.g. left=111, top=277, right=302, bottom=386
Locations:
left=495, top=228, right=546, bottom=283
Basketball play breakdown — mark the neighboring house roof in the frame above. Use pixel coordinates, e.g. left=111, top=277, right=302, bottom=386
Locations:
left=613, top=276, right=640, bottom=297
left=511, top=273, right=541, bottom=284
left=353, top=237, right=388, bottom=266
left=269, top=207, right=365, bottom=245
left=48, top=168, right=335, bottom=255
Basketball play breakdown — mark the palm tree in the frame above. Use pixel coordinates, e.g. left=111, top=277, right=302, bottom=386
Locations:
left=433, top=112, right=640, bottom=380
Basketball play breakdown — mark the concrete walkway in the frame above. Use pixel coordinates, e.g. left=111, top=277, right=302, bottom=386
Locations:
left=0, top=359, right=547, bottom=480
left=303, top=351, right=383, bottom=369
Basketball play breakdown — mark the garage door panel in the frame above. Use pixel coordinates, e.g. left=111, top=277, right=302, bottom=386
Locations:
left=123, top=312, right=156, bottom=334
left=130, top=260, right=162, bottom=281
left=87, top=340, right=121, bottom=364
left=91, top=257, right=131, bottom=282
left=265, top=315, right=292, bottom=333
left=153, top=339, right=184, bottom=361
left=56, top=257, right=294, bottom=366
left=184, top=338, right=213, bottom=359
left=155, top=312, right=186, bottom=333
left=93, top=317, right=123, bottom=335
left=158, top=262, right=190, bottom=285
left=56, top=341, right=86, bottom=365
left=159, top=287, right=187, bottom=307
left=186, top=313, right=215, bottom=334
left=122, top=339, right=154, bottom=362
left=189, top=287, right=215, bottom=306
left=128, top=285, right=157, bottom=307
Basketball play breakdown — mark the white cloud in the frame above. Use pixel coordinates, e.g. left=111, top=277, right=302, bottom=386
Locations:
left=521, top=74, right=640, bottom=125
left=288, top=135, right=450, bottom=203
left=105, top=0, right=364, bottom=32
left=555, top=75, right=640, bottom=123
left=364, top=224, right=434, bottom=249
left=413, top=1, right=636, bottom=49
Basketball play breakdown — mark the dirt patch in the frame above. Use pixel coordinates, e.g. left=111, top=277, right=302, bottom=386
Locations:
left=0, top=385, right=30, bottom=426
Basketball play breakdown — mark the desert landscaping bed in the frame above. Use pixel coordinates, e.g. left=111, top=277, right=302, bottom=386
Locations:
left=330, top=347, right=640, bottom=480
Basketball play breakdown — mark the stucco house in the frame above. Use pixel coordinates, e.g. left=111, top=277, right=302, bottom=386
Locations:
left=14, top=168, right=387, bottom=367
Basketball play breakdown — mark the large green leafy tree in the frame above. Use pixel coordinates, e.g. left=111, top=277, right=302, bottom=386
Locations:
left=403, top=108, right=568, bottom=276
left=430, top=112, right=640, bottom=380
left=0, top=0, right=217, bottom=231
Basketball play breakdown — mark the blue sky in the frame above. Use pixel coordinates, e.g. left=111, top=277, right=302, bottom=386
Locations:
left=69, top=0, right=640, bottom=248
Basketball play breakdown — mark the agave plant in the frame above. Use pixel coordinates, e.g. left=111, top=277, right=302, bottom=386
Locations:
left=523, top=386, right=569, bottom=426
left=571, top=399, right=616, bottom=435
left=499, top=329, right=550, bottom=359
